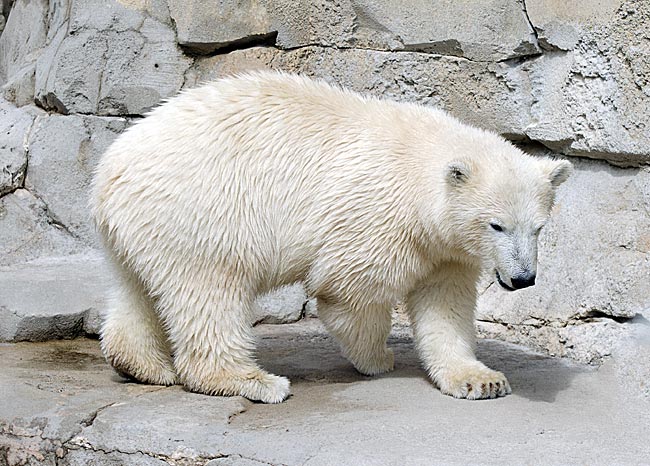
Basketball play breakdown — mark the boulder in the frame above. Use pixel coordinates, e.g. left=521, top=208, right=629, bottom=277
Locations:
left=25, top=114, right=129, bottom=245
left=254, top=283, right=307, bottom=325
left=0, top=0, right=48, bottom=105
left=0, top=0, right=48, bottom=84
left=0, top=252, right=107, bottom=342
left=0, top=99, right=37, bottom=196
left=0, top=189, right=85, bottom=266
left=271, top=0, right=540, bottom=61
left=524, top=1, right=650, bottom=165
left=34, top=0, right=191, bottom=116
left=2, top=62, right=36, bottom=106
left=0, top=249, right=314, bottom=342
left=168, top=0, right=275, bottom=54
left=525, top=0, right=622, bottom=50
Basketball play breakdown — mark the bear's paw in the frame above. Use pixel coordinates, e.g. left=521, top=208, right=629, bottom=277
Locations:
left=194, top=370, right=292, bottom=403
left=353, top=347, right=395, bottom=376
left=437, top=364, right=511, bottom=400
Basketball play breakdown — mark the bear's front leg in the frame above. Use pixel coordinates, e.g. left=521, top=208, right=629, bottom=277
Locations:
left=407, top=264, right=511, bottom=399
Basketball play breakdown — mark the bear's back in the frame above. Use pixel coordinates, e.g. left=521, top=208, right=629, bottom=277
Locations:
left=91, top=72, right=433, bottom=292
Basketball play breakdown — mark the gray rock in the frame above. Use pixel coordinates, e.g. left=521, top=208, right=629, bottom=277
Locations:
left=0, top=0, right=48, bottom=88
left=66, top=388, right=252, bottom=461
left=186, top=46, right=533, bottom=139
left=169, top=0, right=274, bottom=54
left=0, top=252, right=110, bottom=342
left=304, top=297, right=318, bottom=318
left=0, top=189, right=85, bottom=266
left=1, top=323, right=649, bottom=465
left=62, top=449, right=169, bottom=466
left=167, top=0, right=540, bottom=60
left=477, top=154, right=650, bottom=363
left=205, top=457, right=267, bottom=466
left=0, top=99, right=37, bottom=196
left=35, top=0, right=191, bottom=116
left=45, top=0, right=71, bottom=44
left=269, top=1, right=362, bottom=50
left=609, top=310, right=650, bottom=401
left=271, top=0, right=540, bottom=61
left=351, top=0, right=540, bottom=60
left=525, top=0, right=622, bottom=50
left=524, top=2, right=650, bottom=165
left=254, top=283, right=306, bottom=324
left=2, top=61, right=36, bottom=106
left=25, top=114, right=129, bottom=245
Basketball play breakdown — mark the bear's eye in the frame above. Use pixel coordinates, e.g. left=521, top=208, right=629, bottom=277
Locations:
left=490, top=222, right=504, bottom=232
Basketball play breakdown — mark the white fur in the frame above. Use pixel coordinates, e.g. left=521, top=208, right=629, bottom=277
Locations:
left=91, top=71, right=572, bottom=402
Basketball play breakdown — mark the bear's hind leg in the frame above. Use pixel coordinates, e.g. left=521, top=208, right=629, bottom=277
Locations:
left=156, top=278, right=290, bottom=403
left=101, top=259, right=177, bottom=386
left=318, top=300, right=394, bottom=376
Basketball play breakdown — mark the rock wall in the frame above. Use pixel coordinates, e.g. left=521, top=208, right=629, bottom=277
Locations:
left=0, top=0, right=648, bottom=363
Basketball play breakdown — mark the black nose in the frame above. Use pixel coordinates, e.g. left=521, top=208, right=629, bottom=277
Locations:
left=511, top=274, right=536, bottom=289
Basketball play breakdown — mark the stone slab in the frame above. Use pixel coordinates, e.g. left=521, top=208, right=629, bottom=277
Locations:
left=34, top=0, right=191, bottom=116
left=271, top=0, right=539, bottom=61
left=254, top=283, right=306, bottom=325
left=25, top=113, right=129, bottom=245
left=0, top=0, right=48, bottom=86
left=168, top=0, right=274, bottom=54
left=0, top=252, right=109, bottom=342
left=0, top=189, right=85, bottom=267
left=524, top=1, right=650, bottom=165
left=0, top=321, right=648, bottom=465
left=526, top=0, right=623, bottom=50
left=0, top=99, right=36, bottom=196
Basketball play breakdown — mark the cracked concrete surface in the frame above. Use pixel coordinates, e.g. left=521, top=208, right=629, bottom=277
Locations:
left=1, top=320, right=648, bottom=465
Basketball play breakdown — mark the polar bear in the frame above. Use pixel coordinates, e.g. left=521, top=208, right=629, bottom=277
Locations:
left=91, top=71, right=572, bottom=403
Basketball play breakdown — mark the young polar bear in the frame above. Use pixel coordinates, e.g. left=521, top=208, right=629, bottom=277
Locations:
left=92, top=71, right=572, bottom=403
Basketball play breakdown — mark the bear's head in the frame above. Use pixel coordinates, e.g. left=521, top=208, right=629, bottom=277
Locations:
left=443, top=152, right=573, bottom=291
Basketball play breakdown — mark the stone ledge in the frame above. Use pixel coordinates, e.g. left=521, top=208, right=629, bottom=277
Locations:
left=1, top=322, right=648, bottom=465
left=0, top=252, right=109, bottom=342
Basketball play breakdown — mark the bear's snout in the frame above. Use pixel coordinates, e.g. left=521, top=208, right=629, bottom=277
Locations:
left=510, top=273, right=536, bottom=290
left=496, top=271, right=536, bottom=291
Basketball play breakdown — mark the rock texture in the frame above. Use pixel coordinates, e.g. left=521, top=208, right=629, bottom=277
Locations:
left=34, top=0, right=192, bottom=115
left=0, top=253, right=108, bottom=342
left=0, top=0, right=648, bottom=368
left=0, top=0, right=48, bottom=106
left=254, top=283, right=307, bottom=325
left=269, top=0, right=540, bottom=60
left=168, top=0, right=275, bottom=54
left=0, top=189, right=85, bottom=266
left=26, top=113, right=129, bottom=244
left=524, top=4, right=650, bottom=165
left=1, top=322, right=649, bottom=465
left=0, top=99, right=35, bottom=196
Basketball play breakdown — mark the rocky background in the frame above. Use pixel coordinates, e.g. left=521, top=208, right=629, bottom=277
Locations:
left=1, top=0, right=649, bottom=365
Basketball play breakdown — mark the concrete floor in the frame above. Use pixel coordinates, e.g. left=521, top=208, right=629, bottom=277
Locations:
left=1, top=319, right=649, bottom=465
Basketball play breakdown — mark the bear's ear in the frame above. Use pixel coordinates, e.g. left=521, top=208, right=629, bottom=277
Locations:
left=544, top=159, right=573, bottom=188
left=446, top=160, right=471, bottom=187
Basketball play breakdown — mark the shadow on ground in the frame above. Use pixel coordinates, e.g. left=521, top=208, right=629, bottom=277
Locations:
left=254, top=320, right=588, bottom=404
